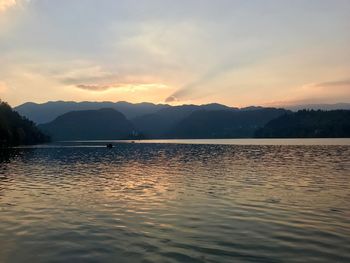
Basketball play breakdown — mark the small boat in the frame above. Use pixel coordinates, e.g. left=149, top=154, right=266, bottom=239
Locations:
left=106, top=143, right=113, bottom=148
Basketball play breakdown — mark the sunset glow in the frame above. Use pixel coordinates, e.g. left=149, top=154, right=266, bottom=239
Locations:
left=0, top=0, right=16, bottom=13
left=0, top=0, right=349, bottom=107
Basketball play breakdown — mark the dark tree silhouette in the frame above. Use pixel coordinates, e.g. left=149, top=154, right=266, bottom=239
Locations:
left=0, top=100, right=50, bottom=147
left=255, top=110, right=350, bottom=138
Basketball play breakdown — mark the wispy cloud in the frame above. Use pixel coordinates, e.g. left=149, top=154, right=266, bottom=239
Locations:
left=75, top=84, right=114, bottom=92
left=314, top=79, right=350, bottom=88
left=165, top=62, right=237, bottom=102
left=76, top=83, right=168, bottom=92
left=300, top=79, right=350, bottom=95
left=265, top=78, right=350, bottom=107
left=164, top=46, right=274, bottom=103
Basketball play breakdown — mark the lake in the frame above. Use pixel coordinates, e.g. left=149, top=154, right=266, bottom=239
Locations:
left=1, top=139, right=350, bottom=262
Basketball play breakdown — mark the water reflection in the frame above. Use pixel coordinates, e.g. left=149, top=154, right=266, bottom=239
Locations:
left=0, top=143, right=350, bottom=262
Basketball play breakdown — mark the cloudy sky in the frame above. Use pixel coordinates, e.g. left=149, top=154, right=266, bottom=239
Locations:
left=0, top=0, right=349, bottom=107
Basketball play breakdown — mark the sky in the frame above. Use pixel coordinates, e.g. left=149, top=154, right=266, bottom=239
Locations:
left=0, top=0, right=349, bottom=107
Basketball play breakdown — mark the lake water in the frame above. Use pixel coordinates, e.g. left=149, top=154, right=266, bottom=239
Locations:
left=1, top=139, right=350, bottom=262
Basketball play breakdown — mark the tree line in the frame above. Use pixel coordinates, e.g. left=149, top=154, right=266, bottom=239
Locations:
left=0, top=100, right=49, bottom=147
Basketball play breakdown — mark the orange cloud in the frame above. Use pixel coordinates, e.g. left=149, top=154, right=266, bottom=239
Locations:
left=76, top=84, right=115, bottom=92
left=0, top=0, right=17, bottom=13
left=265, top=78, right=350, bottom=107
left=75, top=83, right=168, bottom=92
left=299, top=79, right=350, bottom=97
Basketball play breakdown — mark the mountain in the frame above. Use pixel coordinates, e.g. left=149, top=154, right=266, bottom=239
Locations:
left=132, top=103, right=236, bottom=138
left=255, top=110, right=350, bottom=138
left=15, top=101, right=169, bottom=124
left=35, top=104, right=350, bottom=140
left=39, top=108, right=135, bottom=141
left=166, top=108, right=289, bottom=139
left=14, top=100, right=350, bottom=126
left=0, top=101, right=49, bottom=146
left=285, top=103, right=350, bottom=111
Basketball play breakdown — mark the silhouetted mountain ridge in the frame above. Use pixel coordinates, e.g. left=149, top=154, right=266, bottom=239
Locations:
left=131, top=103, right=236, bottom=137
left=166, top=108, right=289, bottom=138
left=15, top=101, right=350, bottom=125
left=14, top=101, right=350, bottom=140
left=15, top=101, right=170, bottom=124
left=39, top=108, right=136, bottom=141
left=15, top=101, right=242, bottom=124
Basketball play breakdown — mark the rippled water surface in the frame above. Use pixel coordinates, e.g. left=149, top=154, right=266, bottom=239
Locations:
left=1, top=140, right=350, bottom=262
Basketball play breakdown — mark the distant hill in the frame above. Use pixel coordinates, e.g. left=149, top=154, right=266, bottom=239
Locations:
left=166, top=108, right=289, bottom=139
left=17, top=100, right=350, bottom=140
left=39, top=108, right=135, bottom=141
left=131, top=103, right=236, bottom=138
left=36, top=106, right=350, bottom=140
left=15, top=101, right=350, bottom=125
left=0, top=101, right=49, bottom=146
left=255, top=110, right=350, bottom=138
left=37, top=104, right=288, bottom=140
left=285, top=103, right=350, bottom=111
left=15, top=101, right=169, bottom=124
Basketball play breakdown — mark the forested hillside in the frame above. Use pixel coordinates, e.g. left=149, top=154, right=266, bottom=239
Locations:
left=255, top=110, right=350, bottom=138
left=0, top=101, right=49, bottom=147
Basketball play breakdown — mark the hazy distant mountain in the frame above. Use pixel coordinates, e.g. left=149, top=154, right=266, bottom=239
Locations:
left=39, top=108, right=135, bottom=141
left=17, top=100, right=350, bottom=140
left=36, top=106, right=350, bottom=140
left=166, top=108, right=289, bottom=139
left=255, top=110, right=350, bottom=138
left=285, top=103, right=350, bottom=111
left=15, top=101, right=169, bottom=124
left=0, top=101, right=49, bottom=146
left=132, top=103, right=236, bottom=138
left=240, top=106, right=265, bottom=111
